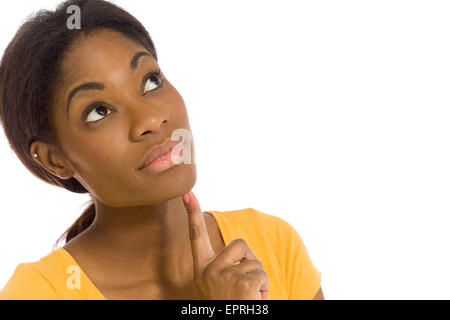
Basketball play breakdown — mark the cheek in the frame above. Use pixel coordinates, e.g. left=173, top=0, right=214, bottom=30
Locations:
left=67, top=130, right=138, bottom=205
left=66, top=128, right=129, bottom=182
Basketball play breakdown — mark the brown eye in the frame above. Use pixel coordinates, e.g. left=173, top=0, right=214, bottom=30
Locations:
left=83, top=103, right=112, bottom=123
left=143, top=72, right=163, bottom=94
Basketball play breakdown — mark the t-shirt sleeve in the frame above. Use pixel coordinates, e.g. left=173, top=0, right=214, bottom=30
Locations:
left=274, top=216, right=322, bottom=300
left=0, top=263, right=59, bottom=300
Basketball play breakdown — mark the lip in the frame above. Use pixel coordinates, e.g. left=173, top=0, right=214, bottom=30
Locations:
left=138, top=137, right=183, bottom=171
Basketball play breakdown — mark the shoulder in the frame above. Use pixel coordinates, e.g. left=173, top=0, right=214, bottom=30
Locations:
left=205, top=208, right=322, bottom=299
left=0, top=247, right=91, bottom=300
left=209, top=207, right=299, bottom=239
left=245, top=209, right=322, bottom=300
left=206, top=207, right=303, bottom=253
left=0, top=262, right=59, bottom=300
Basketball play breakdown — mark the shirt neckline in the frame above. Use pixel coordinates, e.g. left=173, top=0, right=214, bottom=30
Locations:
left=56, top=210, right=227, bottom=300
left=56, top=247, right=107, bottom=300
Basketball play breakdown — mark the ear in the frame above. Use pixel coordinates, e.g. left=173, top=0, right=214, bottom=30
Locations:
left=30, top=141, right=75, bottom=180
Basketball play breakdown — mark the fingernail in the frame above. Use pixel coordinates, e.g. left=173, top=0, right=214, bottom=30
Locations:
left=190, top=191, right=196, bottom=203
left=183, top=192, right=190, bottom=204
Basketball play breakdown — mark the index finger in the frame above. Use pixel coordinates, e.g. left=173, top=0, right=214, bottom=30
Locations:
left=183, top=191, right=216, bottom=274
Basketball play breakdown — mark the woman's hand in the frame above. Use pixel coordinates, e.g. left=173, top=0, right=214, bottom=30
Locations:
left=182, top=190, right=269, bottom=300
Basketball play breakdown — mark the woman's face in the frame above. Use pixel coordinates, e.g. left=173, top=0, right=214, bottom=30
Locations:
left=49, top=29, right=196, bottom=207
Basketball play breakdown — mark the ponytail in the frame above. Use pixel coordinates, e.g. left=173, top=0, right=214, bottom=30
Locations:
left=54, top=200, right=96, bottom=248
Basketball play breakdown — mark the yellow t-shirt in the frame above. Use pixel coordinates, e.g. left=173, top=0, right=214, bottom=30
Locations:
left=0, top=208, right=322, bottom=300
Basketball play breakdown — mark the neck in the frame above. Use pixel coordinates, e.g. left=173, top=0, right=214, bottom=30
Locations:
left=83, top=196, right=193, bottom=284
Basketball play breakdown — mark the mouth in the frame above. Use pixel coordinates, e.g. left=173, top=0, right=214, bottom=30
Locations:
left=138, top=138, right=185, bottom=172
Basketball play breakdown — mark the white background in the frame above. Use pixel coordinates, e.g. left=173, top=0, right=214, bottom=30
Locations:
left=1, top=0, right=449, bottom=299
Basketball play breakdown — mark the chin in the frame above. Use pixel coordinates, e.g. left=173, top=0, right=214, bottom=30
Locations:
left=142, top=163, right=197, bottom=204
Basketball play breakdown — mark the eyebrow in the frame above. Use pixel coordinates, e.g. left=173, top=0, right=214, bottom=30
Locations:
left=66, top=51, right=153, bottom=117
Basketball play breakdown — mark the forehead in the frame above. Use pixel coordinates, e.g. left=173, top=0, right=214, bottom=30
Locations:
left=60, top=29, right=147, bottom=87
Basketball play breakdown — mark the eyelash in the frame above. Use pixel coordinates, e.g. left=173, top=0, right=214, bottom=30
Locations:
left=82, top=69, right=164, bottom=123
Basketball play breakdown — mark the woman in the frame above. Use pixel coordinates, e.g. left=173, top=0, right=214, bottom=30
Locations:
left=0, top=0, right=323, bottom=300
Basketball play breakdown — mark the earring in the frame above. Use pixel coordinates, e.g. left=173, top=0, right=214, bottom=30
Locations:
left=33, top=154, right=38, bottom=158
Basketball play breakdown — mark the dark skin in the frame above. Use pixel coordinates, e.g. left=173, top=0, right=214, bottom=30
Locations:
left=30, top=29, right=323, bottom=300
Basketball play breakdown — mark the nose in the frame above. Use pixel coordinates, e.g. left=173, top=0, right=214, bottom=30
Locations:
left=129, top=100, right=169, bottom=141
